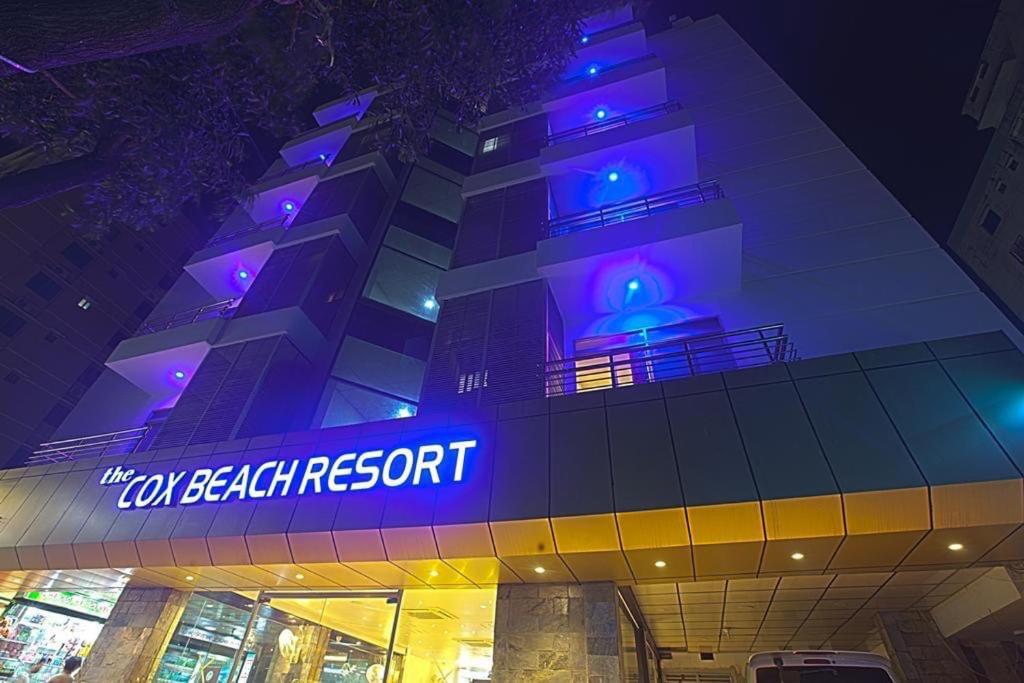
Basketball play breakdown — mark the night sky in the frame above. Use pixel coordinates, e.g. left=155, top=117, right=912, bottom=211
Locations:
left=647, top=0, right=998, bottom=243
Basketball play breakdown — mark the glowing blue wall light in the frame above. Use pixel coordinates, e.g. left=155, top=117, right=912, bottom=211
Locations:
left=281, top=200, right=297, bottom=213
left=238, top=269, right=250, bottom=280
left=396, top=406, right=414, bottom=418
left=581, top=35, right=590, bottom=44
left=173, top=370, right=186, bottom=380
left=627, top=278, right=641, bottom=292
left=607, top=171, right=620, bottom=182
left=595, top=108, right=608, bottom=120
left=587, top=65, right=599, bottom=76
left=423, top=296, right=438, bottom=311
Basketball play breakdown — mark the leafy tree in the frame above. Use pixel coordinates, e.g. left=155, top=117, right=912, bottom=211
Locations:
left=0, top=0, right=617, bottom=235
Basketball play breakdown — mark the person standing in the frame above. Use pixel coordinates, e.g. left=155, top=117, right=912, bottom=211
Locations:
left=45, top=656, right=80, bottom=683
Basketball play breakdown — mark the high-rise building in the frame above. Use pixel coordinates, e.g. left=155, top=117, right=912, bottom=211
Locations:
left=0, top=148, right=210, bottom=469
left=0, top=8, right=1022, bottom=682
left=949, top=0, right=1024, bottom=325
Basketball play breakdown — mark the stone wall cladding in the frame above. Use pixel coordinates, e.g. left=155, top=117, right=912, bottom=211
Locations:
left=876, top=610, right=974, bottom=683
left=492, top=582, right=622, bottom=683
left=79, top=587, right=189, bottom=683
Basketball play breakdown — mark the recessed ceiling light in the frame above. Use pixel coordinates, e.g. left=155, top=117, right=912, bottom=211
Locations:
left=295, top=573, right=305, bottom=580
left=533, top=566, right=546, bottom=574
left=185, top=575, right=195, bottom=581
left=948, top=542, right=964, bottom=551
left=654, top=560, right=667, bottom=569
left=588, top=66, right=598, bottom=76
left=423, top=297, right=438, bottom=311
left=608, top=171, right=620, bottom=182
left=581, top=35, right=589, bottom=44
left=596, top=108, right=607, bottom=120
left=173, top=370, right=186, bottom=380
left=429, top=570, right=440, bottom=577
left=627, top=278, right=640, bottom=291
left=282, top=200, right=296, bottom=213
left=790, top=552, right=805, bottom=560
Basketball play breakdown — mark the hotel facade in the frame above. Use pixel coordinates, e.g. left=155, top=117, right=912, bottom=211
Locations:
left=2, top=7, right=1024, bottom=682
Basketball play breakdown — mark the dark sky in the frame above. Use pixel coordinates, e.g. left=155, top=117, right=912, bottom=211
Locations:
left=646, top=0, right=998, bottom=243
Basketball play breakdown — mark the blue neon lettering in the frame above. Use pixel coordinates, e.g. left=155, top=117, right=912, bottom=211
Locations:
left=117, top=475, right=147, bottom=509
left=204, top=465, right=233, bottom=502
left=351, top=450, right=383, bottom=491
left=382, top=448, right=414, bottom=487
left=250, top=461, right=277, bottom=498
left=299, top=456, right=331, bottom=495
left=328, top=453, right=356, bottom=492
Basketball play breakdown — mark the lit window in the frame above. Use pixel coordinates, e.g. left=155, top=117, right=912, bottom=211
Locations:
left=480, top=135, right=508, bottom=154
left=77, top=297, right=92, bottom=310
left=458, top=370, right=488, bottom=394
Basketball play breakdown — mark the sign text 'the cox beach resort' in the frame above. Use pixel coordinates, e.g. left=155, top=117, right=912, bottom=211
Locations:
left=101, top=440, right=479, bottom=510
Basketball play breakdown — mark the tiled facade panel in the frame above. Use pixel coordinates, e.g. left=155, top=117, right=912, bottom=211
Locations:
left=289, top=169, right=385, bottom=238
left=0, top=332, right=1020, bottom=569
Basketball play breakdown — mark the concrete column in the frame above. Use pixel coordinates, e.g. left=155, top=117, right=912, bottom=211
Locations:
left=79, top=587, right=190, bottom=683
left=492, top=582, right=621, bottom=683
left=875, top=610, right=974, bottom=683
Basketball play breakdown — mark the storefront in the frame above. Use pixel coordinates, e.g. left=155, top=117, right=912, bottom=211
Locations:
left=0, top=590, right=119, bottom=680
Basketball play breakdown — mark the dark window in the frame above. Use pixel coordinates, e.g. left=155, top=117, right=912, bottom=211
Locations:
left=133, top=300, right=155, bottom=320
left=997, top=182, right=1007, bottom=194
left=346, top=299, right=435, bottom=360
left=60, top=243, right=93, bottom=268
left=981, top=209, right=1002, bottom=234
left=4, top=371, right=20, bottom=384
left=25, top=272, right=61, bottom=300
left=969, top=86, right=980, bottom=103
left=0, top=306, right=27, bottom=338
left=978, top=61, right=989, bottom=79
left=426, top=140, right=473, bottom=175
left=1010, top=158, right=1019, bottom=171
left=42, top=402, right=71, bottom=427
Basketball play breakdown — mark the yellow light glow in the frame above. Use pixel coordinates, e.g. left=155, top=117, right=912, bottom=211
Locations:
left=654, top=560, right=667, bottom=568
left=790, top=552, right=805, bottom=560
left=948, top=543, right=964, bottom=551
left=185, top=575, right=194, bottom=581
left=295, top=573, right=305, bottom=580
left=533, top=566, right=546, bottom=574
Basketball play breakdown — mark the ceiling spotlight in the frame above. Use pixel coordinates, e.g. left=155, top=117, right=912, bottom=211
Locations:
left=238, top=269, right=250, bottom=280
left=596, top=108, right=607, bottom=120
left=587, top=66, right=598, bottom=76
left=173, top=370, right=186, bottom=380
left=185, top=575, right=195, bottom=582
left=318, top=152, right=328, bottom=161
left=581, top=35, right=590, bottom=44
left=627, top=278, right=640, bottom=291
left=608, top=171, right=620, bottom=182
left=423, top=297, right=438, bottom=311
left=947, top=543, right=964, bottom=552
left=654, top=560, right=667, bottom=569
left=396, top=406, right=412, bottom=418
left=295, top=573, right=305, bottom=580
left=282, top=200, right=296, bottom=213
left=533, top=566, right=546, bottom=574
left=429, top=570, right=440, bottom=577
left=790, top=552, right=805, bottom=561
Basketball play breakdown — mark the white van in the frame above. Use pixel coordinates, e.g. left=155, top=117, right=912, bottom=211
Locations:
left=745, top=651, right=896, bottom=682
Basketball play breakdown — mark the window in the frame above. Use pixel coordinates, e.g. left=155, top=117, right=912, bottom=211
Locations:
left=458, top=369, right=488, bottom=393
left=998, top=182, right=1007, bottom=194
left=978, top=61, right=989, bottom=79
left=969, top=86, right=980, bottom=103
left=0, top=305, right=27, bottom=338
left=981, top=208, right=1002, bottom=235
left=77, top=297, right=93, bottom=310
left=320, top=379, right=417, bottom=428
left=25, top=272, right=61, bottom=300
left=60, top=242, right=93, bottom=268
left=480, top=134, right=508, bottom=154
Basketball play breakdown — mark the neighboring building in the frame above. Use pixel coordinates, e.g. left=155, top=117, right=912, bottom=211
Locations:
left=949, top=0, right=1024, bottom=324
left=0, top=8, right=1022, bottom=683
left=0, top=152, right=210, bottom=468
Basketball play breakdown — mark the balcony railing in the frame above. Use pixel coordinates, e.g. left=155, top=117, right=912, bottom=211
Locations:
left=206, top=215, right=287, bottom=248
left=543, top=180, right=725, bottom=239
left=29, top=427, right=150, bottom=465
left=1012, top=235, right=1024, bottom=266
left=544, top=324, right=796, bottom=397
left=138, top=298, right=236, bottom=335
left=547, top=101, right=682, bottom=146
left=258, top=156, right=328, bottom=185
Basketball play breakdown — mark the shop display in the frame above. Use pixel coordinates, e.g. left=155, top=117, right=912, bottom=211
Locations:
left=0, top=601, right=104, bottom=681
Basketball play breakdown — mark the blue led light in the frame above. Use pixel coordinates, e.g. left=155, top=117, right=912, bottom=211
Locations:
left=173, top=370, right=186, bottom=380
left=627, top=279, right=640, bottom=291
left=581, top=35, right=589, bottom=44
left=423, top=297, right=438, bottom=311
left=608, top=171, right=620, bottom=182
left=587, top=65, right=598, bottom=76
left=282, top=200, right=296, bottom=213
left=318, top=153, right=328, bottom=161
left=396, top=406, right=413, bottom=418
left=596, top=108, right=607, bottom=120
left=238, top=270, right=249, bottom=280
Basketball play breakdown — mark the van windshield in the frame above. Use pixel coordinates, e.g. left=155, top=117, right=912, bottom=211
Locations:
left=756, top=667, right=894, bottom=683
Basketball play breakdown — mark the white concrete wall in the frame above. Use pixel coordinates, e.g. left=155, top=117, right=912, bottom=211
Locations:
left=651, top=16, right=1023, bottom=357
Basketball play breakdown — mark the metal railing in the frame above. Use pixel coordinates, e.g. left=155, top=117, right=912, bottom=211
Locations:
left=137, top=299, right=236, bottom=336
left=560, top=53, right=656, bottom=85
left=544, top=180, right=725, bottom=239
left=547, top=101, right=682, bottom=146
left=257, top=156, right=328, bottom=184
left=544, top=324, right=796, bottom=397
left=1012, top=235, right=1024, bottom=266
left=29, top=427, right=150, bottom=465
left=206, top=215, right=288, bottom=248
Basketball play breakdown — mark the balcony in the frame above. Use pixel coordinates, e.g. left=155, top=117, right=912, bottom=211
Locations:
left=29, top=427, right=149, bottom=465
left=543, top=180, right=724, bottom=239
left=137, top=299, right=236, bottom=336
left=546, top=101, right=682, bottom=147
left=545, top=324, right=797, bottom=397
left=206, top=215, right=287, bottom=248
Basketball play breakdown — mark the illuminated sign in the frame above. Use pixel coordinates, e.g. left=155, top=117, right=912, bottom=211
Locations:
left=103, top=440, right=478, bottom=510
